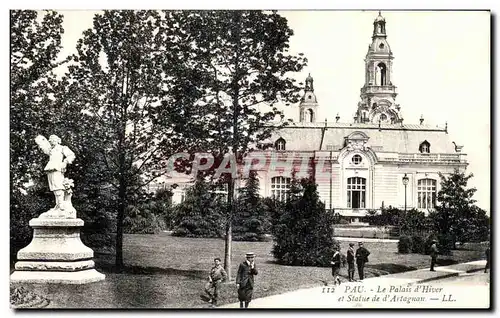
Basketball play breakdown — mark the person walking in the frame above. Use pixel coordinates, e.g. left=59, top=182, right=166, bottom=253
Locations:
left=484, top=245, right=490, bottom=273
left=430, top=240, right=438, bottom=272
left=355, top=242, right=370, bottom=281
left=204, top=257, right=227, bottom=306
left=331, top=246, right=342, bottom=285
left=236, top=252, right=258, bottom=308
left=347, top=243, right=356, bottom=282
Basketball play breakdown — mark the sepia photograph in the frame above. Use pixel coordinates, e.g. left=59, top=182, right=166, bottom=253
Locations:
left=9, top=8, right=491, bottom=310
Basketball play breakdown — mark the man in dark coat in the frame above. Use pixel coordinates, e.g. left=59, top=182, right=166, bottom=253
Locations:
left=347, top=243, right=356, bottom=282
left=236, top=252, right=258, bottom=308
left=430, top=240, right=438, bottom=271
left=355, top=242, right=370, bottom=280
left=484, top=245, right=490, bottom=273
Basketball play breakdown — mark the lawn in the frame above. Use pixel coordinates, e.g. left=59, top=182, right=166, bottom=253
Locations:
left=11, top=233, right=485, bottom=309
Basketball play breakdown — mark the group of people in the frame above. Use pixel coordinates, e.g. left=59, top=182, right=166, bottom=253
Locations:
left=331, top=242, right=371, bottom=284
left=203, top=252, right=257, bottom=308
left=202, top=241, right=489, bottom=307
left=204, top=244, right=373, bottom=308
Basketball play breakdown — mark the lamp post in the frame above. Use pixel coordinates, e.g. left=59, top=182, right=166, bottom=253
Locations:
left=401, top=173, right=409, bottom=236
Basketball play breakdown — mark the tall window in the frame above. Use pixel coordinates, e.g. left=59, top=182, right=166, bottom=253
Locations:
left=275, top=138, right=286, bottom=151
left=376, top=62, right=387, bottom=85
left=418, top=179, right=437, bottom=209
left=347, top=177, right=366, bottom=209
left=271, top=177, right=291, bottom=202
left=308, top=109, right=314, bottom=122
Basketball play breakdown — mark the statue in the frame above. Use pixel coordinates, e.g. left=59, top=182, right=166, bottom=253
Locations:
left=35, top=135, right=76, bottom=218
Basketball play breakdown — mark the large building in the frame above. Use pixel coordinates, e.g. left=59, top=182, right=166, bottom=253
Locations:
left=244, top=12, right=468, bottom=221
left=167, top=12, right=468, bottom=222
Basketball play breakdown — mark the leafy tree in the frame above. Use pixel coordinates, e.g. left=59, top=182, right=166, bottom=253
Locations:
left=271, top=178, right=337, bottom=266
left=233, top=170, right=270, bottom=241
left=10, top=10, right=69, bottom=257
left=429, top=169, right=490, bottom=248
left=170, top=11, right=307, bottom=277
left=63, top=10, right=209, bottom=269
left=10, top=10, right=66, bottom=190
left=172, top=178, right=225, bottom=238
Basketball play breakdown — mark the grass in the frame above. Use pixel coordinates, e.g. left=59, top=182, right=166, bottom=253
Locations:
left=11, top=233, right=485, bottom=309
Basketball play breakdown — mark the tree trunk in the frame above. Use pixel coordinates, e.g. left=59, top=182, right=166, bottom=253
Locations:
left=223, top=11, right=242, bottom=282
left=224, top=179, right=235, bottom=279
left=115, top=126, right=127, bottom=271
left=115, top=182, right=126, bottom=271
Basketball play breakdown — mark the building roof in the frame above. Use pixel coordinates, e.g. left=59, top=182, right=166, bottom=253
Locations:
left=268, top=122, right=458, bottom=153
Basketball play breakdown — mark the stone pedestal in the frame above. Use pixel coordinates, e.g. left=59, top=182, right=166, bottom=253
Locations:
left=10, top=218, right=105, bottom=284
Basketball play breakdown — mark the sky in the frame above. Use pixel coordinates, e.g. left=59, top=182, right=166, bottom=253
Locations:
left=52, top=10, right=491, bottom=212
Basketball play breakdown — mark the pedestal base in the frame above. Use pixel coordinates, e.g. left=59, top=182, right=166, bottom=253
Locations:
left=10, top=269, right=105, bottom=284
left=10, top=217, right=105, bottom=284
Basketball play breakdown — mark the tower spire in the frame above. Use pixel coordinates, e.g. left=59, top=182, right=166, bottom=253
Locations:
left=305, top=73, right=314, bottom=92
left=299, top=73, right=318, bottom=123
left=373, top=11, right=387, bottom=37
left=355, top=12, right=402, bottom=124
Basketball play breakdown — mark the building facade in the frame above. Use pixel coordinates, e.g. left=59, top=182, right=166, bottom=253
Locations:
left=165, top=12, right=468, bottom=222
left=248, top=12, right=468, bottom=221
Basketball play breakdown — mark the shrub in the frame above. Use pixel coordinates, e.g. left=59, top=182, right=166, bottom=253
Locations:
left=272, top=178, right=337, bottom=267
left=411, top=235, right=425, bottom=254
left=339, top=218, right=350, bottom=225
left=232, top=171, right=270, bottom=241
left=10, top=187, right=51, bottom=261
left=424, top=234, right=437, bottom=255
left=172, top=179, right=225, bottom=238
left=437, top=233, right=454, bottom=255
left=398, top=235, right=412, bottom=254
left=423, top=233, right=453, bottom=255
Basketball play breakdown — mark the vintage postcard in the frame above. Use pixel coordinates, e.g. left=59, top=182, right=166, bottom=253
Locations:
left=9, top=9, right=490, bottom=309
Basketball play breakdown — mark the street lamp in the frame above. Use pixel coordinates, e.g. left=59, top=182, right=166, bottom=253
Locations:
left=402, top=173, right=409, bottom=212
left=401, top=173, right=409, bottom=236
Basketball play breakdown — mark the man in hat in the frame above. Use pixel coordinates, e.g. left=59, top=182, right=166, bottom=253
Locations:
left=430, top=240, right=438, bottom=271
left=355, top=242, right=370, bottom=281
left=347, top=243, right=356, bottom=282
left=236, top=252, right=258, bottom=308
left=204, top=257, right=227, bottom=306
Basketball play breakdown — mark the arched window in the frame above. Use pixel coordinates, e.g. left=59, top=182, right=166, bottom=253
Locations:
left=275, top=138, right=286, bottom=151
left=376, top=62, right=387, bottom=85
left=271, top=177, right=291, bottom=202
left=419, top=141, right=431, bottom=153
left=418, top=179, right=437, bottom=209
left=308, top=109, right=314, bottom=122
left=347, top=177, right=366, bottom=209
left=380, top=113, right=387, bottom=121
